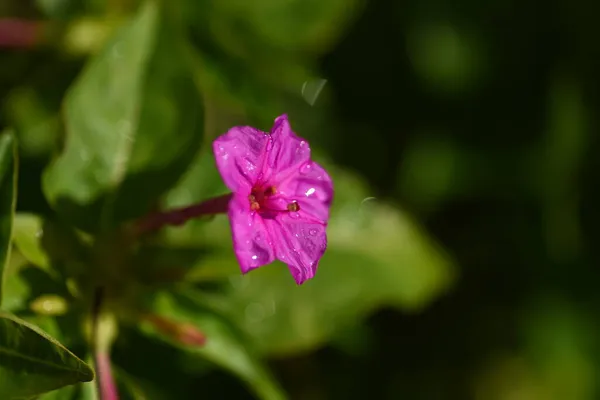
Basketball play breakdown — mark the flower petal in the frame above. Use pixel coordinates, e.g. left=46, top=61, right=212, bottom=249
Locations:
left=228, top=194, right=275, bottom=273
left=278, top=161, right=333, bottom=222
left=266, top=115, right=311, bottom=178
left=264, top=216, right=327, bottom=284
left=213, top=126, right=269, bottom=192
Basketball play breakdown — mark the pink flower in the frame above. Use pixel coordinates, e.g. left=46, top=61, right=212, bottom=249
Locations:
left=213, top=115, right=333, bottom=284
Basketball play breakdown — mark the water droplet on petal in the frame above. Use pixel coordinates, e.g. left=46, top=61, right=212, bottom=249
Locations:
left=289, top=212, right=300, bottom=219
left=300, top=163, right=312, bottom=175
left=305, top=187, right=316, bottom=197
left=309, top=229, right=318, bottom=236
left=251, top=255, right=258, bottom=260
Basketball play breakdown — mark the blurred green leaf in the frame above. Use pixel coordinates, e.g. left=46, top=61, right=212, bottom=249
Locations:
left=4, top=88, right=60, bottom=158
left=0, top=132, right=17, bottom=308
left=13, top=213, right=51, bottom=270
left=37, top=384, right=80, bottom=400
left=536, top=77, right=587, bottom=262
left=114, top=369, right=148, bottom=400
left=142, top=291, right=286, bottom=400
left=210, top=0, right=362, bottom=53
left=2, top=262, right=73, bottom=317
left=43, top=1, right=204, bottom=232
left=2, top=269, right=30, bottom=313
left=407, top=22, right=484, bottom=95
left=521, top=295, right=596, bottom=400
left=13, top=213, right=91, bottom=283
left=0, top=312, right=94, bottom=399
left=181, top=0, right=361, bottom=127
left=161, top=150, right=454, bottom=355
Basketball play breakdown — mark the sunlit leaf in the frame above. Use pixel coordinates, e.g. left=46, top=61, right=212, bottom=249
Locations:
left=43, top=1, right=204, bottom=232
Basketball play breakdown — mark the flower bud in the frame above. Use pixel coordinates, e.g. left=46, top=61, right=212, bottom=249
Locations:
left=144, top=315, right=206, bottom=347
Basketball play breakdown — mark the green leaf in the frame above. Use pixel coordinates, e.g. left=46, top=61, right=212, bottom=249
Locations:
left=163, top=154, right=455, bottom=355
left=13, top=213, right=51, bottom=270
left=0, top=132, right=17, bottom=308
left=141, top=291, right=286, bottom=400
left=43, top=1, right=204, bottom=232
left=0, top=312, right=94, bottom=399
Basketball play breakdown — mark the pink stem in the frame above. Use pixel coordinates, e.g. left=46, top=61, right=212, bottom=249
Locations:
left=0, top=19, right=40, bottom=48
left=135, top=193, right=232, bottom=234
left=96, top=351, right=120, bottom=400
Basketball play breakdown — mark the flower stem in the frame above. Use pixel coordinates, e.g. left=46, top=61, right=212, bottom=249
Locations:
left=91, top=287, right=120, bottom=400
left=134, top=193, right=232, bottom=234
left=96, top=351, right=120, bottom=400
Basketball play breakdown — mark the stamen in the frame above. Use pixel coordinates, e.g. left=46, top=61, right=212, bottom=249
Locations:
left=287, top=201, right=300, bottom=212
left=264, top=186, right=277, bottom=196
left=249, top=194, right=260, bottom=211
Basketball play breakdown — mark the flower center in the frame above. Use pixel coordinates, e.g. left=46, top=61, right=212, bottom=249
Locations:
left=248, top=186, right=300, bottom=214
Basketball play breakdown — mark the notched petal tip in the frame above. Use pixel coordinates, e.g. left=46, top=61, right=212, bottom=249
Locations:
left=289, top=262, right=318, bottom=285
left=270, top=114, right=292, bottom=137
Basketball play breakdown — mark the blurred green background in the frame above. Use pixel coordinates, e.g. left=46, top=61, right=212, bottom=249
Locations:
left=1, top=0, right=599, bottom=399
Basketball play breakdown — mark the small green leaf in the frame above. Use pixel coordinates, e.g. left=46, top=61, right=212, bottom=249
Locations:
left=13, top=213, right=50, bottom=270
left=0, top=132, right=17, bottom=308
left=142, top=292, right=286, bottom=400
left=0, top=312, right=94, bottom=399
left=43, top=1, right=204, bottom=232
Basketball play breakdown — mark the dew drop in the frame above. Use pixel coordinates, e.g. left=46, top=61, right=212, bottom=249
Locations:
left=309, top=229, right=318, bottom=236
left=305, top=187, right=316, bottom=197
left=289, top=212, right=300, bottom=219
left=300, top=163, right=312, bottom=175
